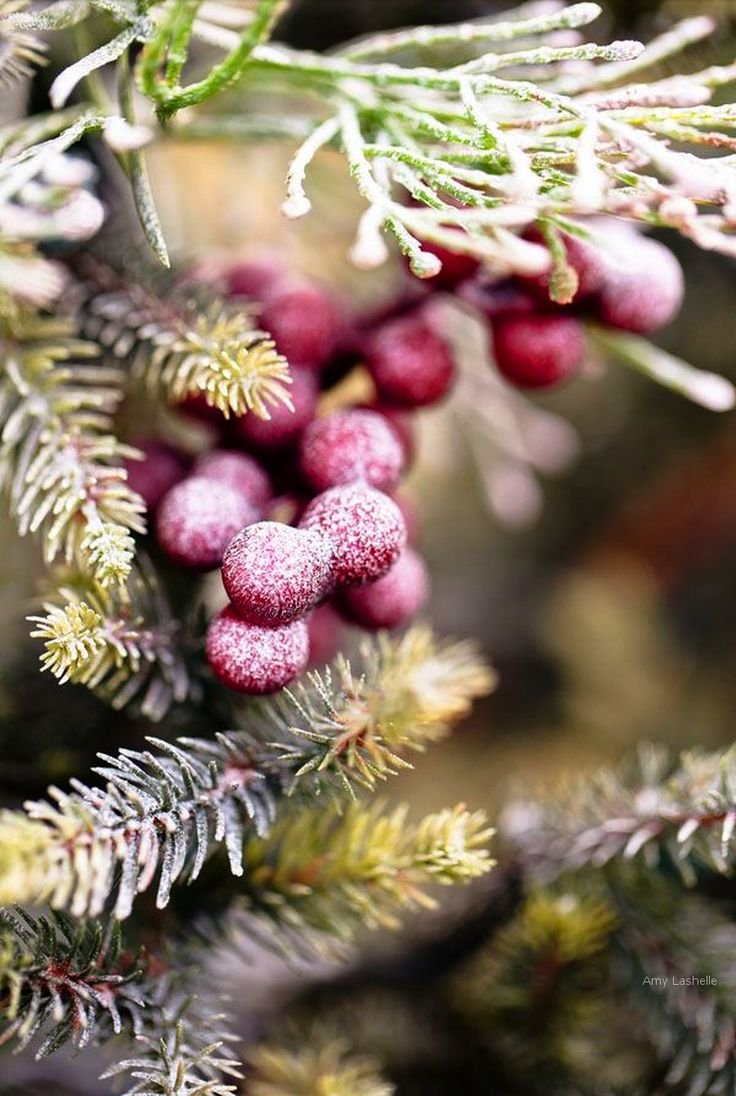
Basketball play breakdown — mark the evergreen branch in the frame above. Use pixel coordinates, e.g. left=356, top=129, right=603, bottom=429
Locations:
left=0, top=908, right=243, bottom=1093
left=0, top=303, right=145, bottom=586
left=0, top=0, right=46, bottom=87
left=80, top=266, right=292, bottom=420
left=504, top=744, right=736, bottom=885
left=253, top=626, right=496, bottom=799
left=608, top=874, right=736, bottom=1095
left=241, top=800, right=494, bottom=939
left=0, top=908, right=145, bottom=1056
left=28, top=561, right=192, bottom=719
left=0, top=724, right=274, bottom=917
left=249, top=1035, right=394, bottom=1096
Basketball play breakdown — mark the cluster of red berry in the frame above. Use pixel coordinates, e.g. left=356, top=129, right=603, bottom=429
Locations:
left=449, top=219, right=684, bottom=388
left=129, top=222, right=684, bottom=695
left=128, top=260, right=458, bottom=694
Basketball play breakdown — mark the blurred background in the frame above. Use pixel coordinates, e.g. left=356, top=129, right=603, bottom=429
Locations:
left=3, top=0, right=736, bottom=1091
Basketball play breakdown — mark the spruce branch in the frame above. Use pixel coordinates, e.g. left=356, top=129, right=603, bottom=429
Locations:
left=249, top=1034, right=394, bottom=1096
left=80, top=267, right=293, bottom=420
left=0, top=908, right=145, bottom=1057
left=0, top=908, right=243, bottom=1093
left=254, top=626, right=496, bottom=799
left=28, top=560, right=192, bottom=720
left=241, top=800, right=494, bottom=939
left=0, top=301, right=145, bottom=586
left=1, top=628, right=491, bottom=917
left=503, top=744, right=736, bottom=885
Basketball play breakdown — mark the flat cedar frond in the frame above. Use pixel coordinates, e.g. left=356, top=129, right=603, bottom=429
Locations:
left=0, top=302, right=145, bottom=586
left=80, top=268, right=292, bottom=420
left=256, top=626, right=496, bottom=797
left=250, top=1035, right=394, bottom=1096
left=28, top=561, right=192, bottom=720
left=504, top=743, right=736, bottom=884
left=241, top=800, right=494, bottom=938
left=0, top=1, right=46, bottom=88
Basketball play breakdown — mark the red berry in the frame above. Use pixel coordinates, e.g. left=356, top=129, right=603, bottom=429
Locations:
left=221, top=521, right=333, bottom=625
left=299, top=483, right=407, bottom=587
left=206, top=606, right=309, bottom=694
left=225, top=258, right=285, bottom=300
left=157, top=477, right=257, bottom=570
left=458, top=277, right=538, bottom=319
left=364, top=316, right=455, bottom=407
left=260, top=279, right=343, bottom=369
left=234, top=366, right=318, bottom=452
left=125, top=441, right=187, bottom=513
left=307, top=603, right=344, bottom=667
left=194, top=450, right=272, bottom=508
left=492, top=314, right=586, bottom=389
left=338, top=548, right=429, bottom=631
left=595, top=235, right=684, bottom=334
left=363, top=403, right=416, bottom=467
left=299, top=409, right=405, bottom=493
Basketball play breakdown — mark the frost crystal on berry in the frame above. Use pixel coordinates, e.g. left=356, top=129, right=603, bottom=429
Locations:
left=222, top=521, right=333, bottom=625
left=195, top=449, right=272, bottom=508
left=206, top=606, right=309, bottom=694
left=157, top=477, right=257, bottom=570
left=299, top=483, right=407, bottom=587
left=338, top=547, right=429, bottom=631
left=300, top=409, right=405, bottom=493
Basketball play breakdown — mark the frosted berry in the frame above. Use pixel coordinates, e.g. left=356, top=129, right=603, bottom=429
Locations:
left=125, top=441, right=187, bottom=512
left=338, top=547, right=429, bottom=631
left=307, top=603, right=344, bottom=667
left=157, top=477, right=257, bottom=570
left=595, top=235, right=684, bottom=334
left=225, top=258, right=285, bottom=300
left=364, top=402, right=416, bottom=467
left=194, top=449, right=272, bottom=508
left=206, top=606, right=309, bottom=694
left=492, top=314, right=586, bottom=389
left=299, top=409, right=404, bottom=493
left=260, top=279, right=342, bottom=369
left=364, top=316, right=455, bottom=407
left=300, top=483, right=407, bottom=587
left=234, top=366, right=318, bottom=451
left=221, top=521, right=333, bottom=625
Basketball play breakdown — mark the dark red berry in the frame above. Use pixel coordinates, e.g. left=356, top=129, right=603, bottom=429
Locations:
left=492, top=314, right=586, bottom=389
left=363, top=402, right=416, bottom=468
left=125, top=441, right=187, bottom=513
left=458, top=277, right=538, bottom=320
left=194, top=449, right=272, bottom=508
left=234, top=366, right=318, bottom=452
left=338, top=547, right=429, bottom=631
left=206, top=606, right=309, bottom=694
left=221, top=521, right=333, bottom=625
left=225, top=258, right=285, bottom=300
left=260, top=279, right=343, bottom=369
left=157, top=477, right=257, bottom=570
left=299, top=483, right=407, bottom=587
left=364, top=316, right=455, bottom=407
left=595, top=235, right=684, bottom=334
left=175, top=392, right=224, bottom=426
left=307, top=603, right=344, bottom=667
left=299, top=409, right=405, bottom=493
